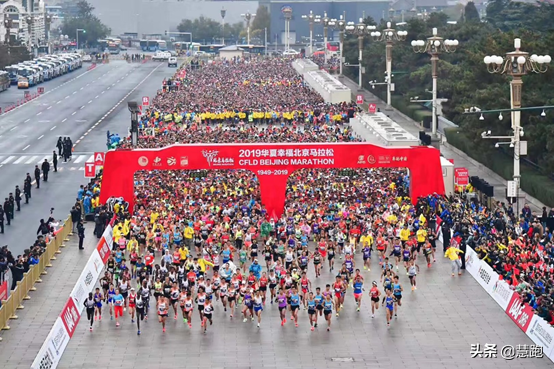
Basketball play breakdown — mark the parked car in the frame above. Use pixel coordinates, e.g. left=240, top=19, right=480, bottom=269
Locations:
left=82, top=54, right=92, bottom=62
left=283, top=49, right=299, bottom=56
left=152, top=52, right=171, bottom=61
left=168, top=57, right=178, bottom=67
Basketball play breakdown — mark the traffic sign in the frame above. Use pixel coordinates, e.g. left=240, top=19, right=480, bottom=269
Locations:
left=356, top=94, right=363, bottom=105
left=142, top=96, right=150, bottom=106
left=37, top=87, right=44, bottom=94
left=507, top=180, right=517, bottom=198
left=94, top=152, right=105, bottom=166
left=84, top=162, right=96, bottom=178
left=368, top=103, right=377, bottom=114
left=454, top=167, right=469, bottom=186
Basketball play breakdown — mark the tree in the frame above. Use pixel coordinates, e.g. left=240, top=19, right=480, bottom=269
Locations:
left=61, top=0, right=110, bottom=47
left=177, top=16, right=244, bottom=43
left=251, top=5, right=270, bottom=35
left=464, top=1, right=481, bottom=23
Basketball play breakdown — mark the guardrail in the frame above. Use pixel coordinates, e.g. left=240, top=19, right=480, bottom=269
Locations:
left=0, top=217, right=73, bottom=342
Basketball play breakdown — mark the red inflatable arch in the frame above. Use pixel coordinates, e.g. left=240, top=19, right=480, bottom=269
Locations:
left=99, top=143, right=445, bottom=219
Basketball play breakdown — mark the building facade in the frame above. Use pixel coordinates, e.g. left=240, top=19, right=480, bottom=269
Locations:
left=0, top=0, right=48, bottom=49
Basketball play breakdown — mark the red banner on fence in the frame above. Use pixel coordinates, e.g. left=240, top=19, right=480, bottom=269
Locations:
left=506, top=291, right=534, bottom=332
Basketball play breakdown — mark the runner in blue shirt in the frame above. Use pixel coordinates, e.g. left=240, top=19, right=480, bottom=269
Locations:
left=352, top=276, right=364, bottom=312
left=381, top=289, right=396, bottom=328
left=307, top=292, right=317, bottom=331
left=392, top=276, right=403, bottom=318
left=288, top=287, right=300, bottom=327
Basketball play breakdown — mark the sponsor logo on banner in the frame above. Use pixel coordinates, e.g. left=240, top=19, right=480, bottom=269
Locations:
left=138, top=156, right=148, bottom=167
left=153, top=157, right=162, bottom=166
left=378, top=155, right=391, bottom=164
left=527, top=314, right=554, bottom=355
left=367, top=155, right=376, bottom=164
left=478, top=265, right=492, bottom=285
left=97, top=237, right=110, bottom=263
left=465, top=247, right=498, bottom=294
left=0, top=281, right=8, bottom=301
left=357, top=155, right=365, bottom=164
left=167, top=157, right=176, bottom=166
left=60, top=298, right=80, bottom=338
left=31, top=317, right=69, bottom=369
left=491, top=279, right=514, bottom=310
left=180, top=157, right=189, bottom=167
left=506, top=292, right=533, bottom=332
left=202, top=150, right=234, bottom=167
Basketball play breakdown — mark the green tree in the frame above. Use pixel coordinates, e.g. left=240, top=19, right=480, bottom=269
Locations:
left=251, top=5, right=270, bottom=35
left=61, top=0, right=110, bottom=47
left=178, top=17, right=244, bottom=43
left=463, top=1, right=481, bottom=23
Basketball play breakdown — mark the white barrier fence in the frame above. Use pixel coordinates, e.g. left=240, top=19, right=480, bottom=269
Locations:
left=465, top=247, right=554, bottom=361
left=31, top=225, right=114, bottom=369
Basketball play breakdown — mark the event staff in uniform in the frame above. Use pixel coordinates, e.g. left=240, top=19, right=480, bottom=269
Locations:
left=41, top=159, right=50, bottom=182
left=0, top=204, right=4, bottom=233
left=3, top=198, right=12, bottom=225
left=24, top=175, right=32, bottom=203
left=14, top=186, right=21, bottom=211
left=34, top=166, right=41, bottom=189
left=52, top=151, right=58, bottom=172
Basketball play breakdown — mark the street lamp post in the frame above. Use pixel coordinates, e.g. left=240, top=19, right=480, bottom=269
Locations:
left=336, top=14, right=346, bottom=75
left=76, top=28, right=86, bottom=50
left=301, top=11, right=321, bottom=56
left=412, top=28, right=458, bottom=136
left=220, top=8, right=226, bottom=45
left=482, top=38, right=550, bottom=210
left=25, top=15, right=34, bottom=52
left=320, top=12, right=332, bottom=64
left=370, top=22, right=407, bottom=109
left=281, top=7, right=293, bottom=51
left=346, top=18, right=375, bottom=89
left=241, top=12, right=255, bottom=46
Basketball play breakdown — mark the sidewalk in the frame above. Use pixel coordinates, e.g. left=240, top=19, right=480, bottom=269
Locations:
left=339, top=75, right=546, bottom=213
left=0, top=227, right=97, bottom=369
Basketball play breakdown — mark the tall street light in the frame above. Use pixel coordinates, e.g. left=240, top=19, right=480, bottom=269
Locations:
left=301, top=10, right=320, bottom=57
left=220, top=8, right=226, bottom=45
left=336, top=14, right=346, bottom=75
left=76, top=28, right=86, bottom=50
left=370, top=22, right=407, bottom=109
left=320, top=12, right=333, bottom=64
left=241, top=12, right=255, bottom=45
left=412, top=27, right=458, bottom=136
left=346, top=18, right=375, bottom=89
left=483, top=38, right=551, bottom=208
left=281, top=7, right=293, bottom=51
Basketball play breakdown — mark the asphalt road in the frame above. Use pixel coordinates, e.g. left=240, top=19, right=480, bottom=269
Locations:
left=0, top=60, right=175, bottom=256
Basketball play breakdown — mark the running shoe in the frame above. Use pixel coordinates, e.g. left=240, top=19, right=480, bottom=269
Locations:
left=201, top=321, right=204, bottom=327
left=174, top=315, right=177, bottom=320
left=110, top=316, right=113, bottom=321
left=99, top=316, right=102, bottom=321
left=336, top=313, right=339, bottom=317
left=451, top=273, right=455, bottom=276
left=458, top=272, right=462, bottom=276
left=371, top=314, right=374, bottom=318
left=311, top=326, right=314, bottom=331
left=243, top=318, right=247, bottom=322
left=327, top=327, right=330, bottom=331
left=188, top=323, right=192, bottom=328
left=163, top=328, right=166, bottom=333
left=414, top=286, right=417, bottom=290
left=395, top=313, right=397, bottom=317
left=396, top=265, right=399, bottom=270
left=116, top=322, right=120, bottom=327
left=224, top=307, right=227, bottom=311
left=94, top=316, right=97, bottom=321
left=251, top=317, right=254, bottom=321
left=89, top=327, right=93, bottom=332
left=131, top=319, right=135, bottom=323
left=124, top=308, right=126, bottom=312
left=356, top=307, right=360, bottom=312
left=230, top=314, right=233, bottom=318
left=314, top=323, right=317, bottom=328
left=387, top=323, right=390, bottom=328
left=291, top=315, right=294, bottom=320
left=363, top=266, right=366, bottom=270
left=283, top=318, right=286, bottom=323
left=137, top=330, right=140, bottom=335
left=281, top=320, right=284, bottom=326
left=184, top=318, right=187, bottom=323
left=257, top=323, right=260, bottom=328
left=295, top=323, right=298, bottom=327
left=427, top=263, right=431, bottom=268
left=367, top=268, right=370, bottom=272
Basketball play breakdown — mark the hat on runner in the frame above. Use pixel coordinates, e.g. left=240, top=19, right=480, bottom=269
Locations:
left=372, top=281, right=377, bottom=286
left=131, top=287, right=135, bottom=291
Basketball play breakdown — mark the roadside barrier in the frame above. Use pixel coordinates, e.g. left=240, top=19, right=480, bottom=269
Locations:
left=0, top=217, right=73, bottom=342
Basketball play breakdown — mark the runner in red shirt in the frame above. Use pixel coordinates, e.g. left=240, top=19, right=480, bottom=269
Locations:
left=258, top=273, right=268, bottom=304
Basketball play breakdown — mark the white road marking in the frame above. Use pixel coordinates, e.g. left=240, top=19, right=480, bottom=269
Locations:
left=65, top=96, right=69, bottom=99
left=80, top=106, right=85, bottom=110
left=10, top=126, right=17, bottom=131
left=62, top=118, right=67, bottom=122
left=38, top=156, right=50, bottom=164
left=24, top=119, right=30, bottom=123
left=13, top=156, right=27, bottom=164
left=80, top=87, right=84, bottom=90
left=74, top=155, right=88, bottom=163
left=87, top=155, right=94, bottom=162
left=50, top=125, right=56, bottom=130
left=88, top=100, right=92, bottom=104
left=95, top=95, right=99, bottom=98
left=22, top=145, right=30, bottom=151
left=72, top=112, right=77, bottom=116
left=1, top=156, right=16, bottom=164
left=56, top=101, right=62, bottom=104
left=47, top=106, right=52, bottom=110
left=37, top=112, right=42, bottom=116
left=25, top=156, right=39, bottom=164
left=37, top=135, right=44, bottom=140
left=101, top=91, right=105, bottom=94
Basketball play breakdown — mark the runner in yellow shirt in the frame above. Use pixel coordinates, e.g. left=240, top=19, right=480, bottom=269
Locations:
left=416, top=227, right=427, bottom=254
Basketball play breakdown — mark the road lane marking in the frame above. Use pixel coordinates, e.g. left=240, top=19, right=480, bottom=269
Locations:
left=50, top=125, right=56, bottom=130
left=37, top=112, right=42, bottom=116
left=101, top=91, right=105, bottom=94
left=1, top=156, right=16, bottom=164
left=24, top=118, right=30, bottom=123
left=80, top=87, right=84, bottom=90
left=80, top=106, right=85, bottom=110
left=22, top=145, right=30, bottom=151
left=25, top=156, right=39, bottom=164
left=56, top=101, right=62, bottom=104
left=65, top=96, right=69, bottom=99
left=37, top=135, right=44, bottom=140
left=47, top=106, right=52, bottom=110
left=38, top=156, right=50, bottom=164
left=74, top=155, right=88, bottom=163
left=10, top=126, right=17, bottom=131
left=73, top=91, right=77, bottom=94
left=13, top=156, right=27, bottom=164
left=88, top=100, right=92, bottom=104
left=71, top=112, right=77, bottom=115
left=95, top=95, right=99, bottom=98
left=62, top=118, right=67, bottom=122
